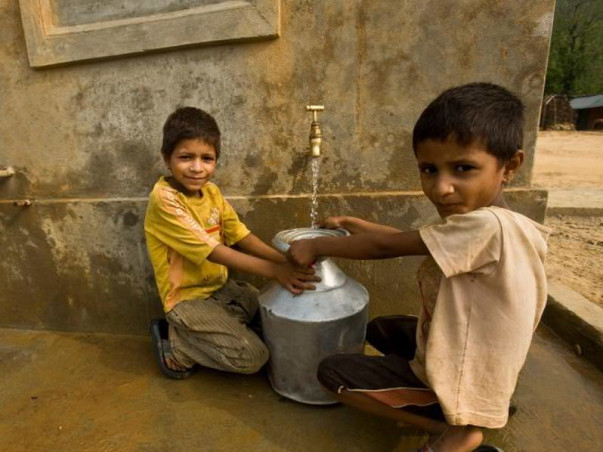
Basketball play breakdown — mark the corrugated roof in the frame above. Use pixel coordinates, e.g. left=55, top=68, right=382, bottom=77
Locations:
left=570, top=95, right=603, bottom=110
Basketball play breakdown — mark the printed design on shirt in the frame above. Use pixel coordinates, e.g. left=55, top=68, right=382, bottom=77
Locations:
left=207, top=207, right=220, bottom=226
left=157, top=187, right=220, bottom=248
left=205, top=207, right=221, bottom=234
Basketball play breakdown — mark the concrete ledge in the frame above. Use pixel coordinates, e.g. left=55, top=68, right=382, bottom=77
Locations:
left=546, top=189, right=603, bottom=217
left=542, top=280, right=603, bottom=371
left=547, top=207, right=603, bottom=217
left=0, top=190, right=547, bottom=335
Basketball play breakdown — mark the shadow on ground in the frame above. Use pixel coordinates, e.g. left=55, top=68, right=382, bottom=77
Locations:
left=0, top=325, right=601, bottom=451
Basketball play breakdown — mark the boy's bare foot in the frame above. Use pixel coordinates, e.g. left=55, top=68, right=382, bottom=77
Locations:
left=422, top=425, right=483, bottom=452
left=150, top=319, right=197, bottom=379
left=161, top=339, right=191, bottom=372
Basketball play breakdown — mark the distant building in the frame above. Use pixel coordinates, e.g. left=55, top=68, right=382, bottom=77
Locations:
left=570, top=95, right=603, bottom=130
left=540, top=95, right=575, bottom=130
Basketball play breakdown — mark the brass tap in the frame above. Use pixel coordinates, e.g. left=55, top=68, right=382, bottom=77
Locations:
left=306, top=105, right=324, bottom=157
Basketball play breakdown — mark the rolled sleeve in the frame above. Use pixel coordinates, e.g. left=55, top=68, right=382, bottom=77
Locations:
left=419, top=209, right=502, bottom=278
left=221, top=198, right=251, bottom=246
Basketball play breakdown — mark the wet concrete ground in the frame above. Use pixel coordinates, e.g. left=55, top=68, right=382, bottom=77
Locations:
left=1, top=325, right=601, bottom=452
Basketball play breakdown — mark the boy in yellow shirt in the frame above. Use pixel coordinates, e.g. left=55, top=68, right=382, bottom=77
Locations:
left=145, top=107, right=317, bottom=379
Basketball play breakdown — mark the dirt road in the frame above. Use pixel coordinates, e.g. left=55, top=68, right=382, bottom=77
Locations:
left=533, top=131, right=602, bottom=307
left=533, top=131, right=603, bottom=189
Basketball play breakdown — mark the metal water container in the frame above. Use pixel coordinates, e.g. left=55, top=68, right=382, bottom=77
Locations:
left=259, top=228, right=369, bottom=405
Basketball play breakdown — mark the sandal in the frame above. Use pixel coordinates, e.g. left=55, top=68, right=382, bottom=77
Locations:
left=150, top=319, right=197, bottom=379
left=415, top=444, right=503, bottom=452
left=415, top=445, right=435, bottom=452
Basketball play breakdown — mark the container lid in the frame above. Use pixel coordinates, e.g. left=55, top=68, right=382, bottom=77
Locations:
left=273, top=228, right=349, bottom=291
left=260, top=227, right=368, bottom=321
left=272, top=227, right=349, bottom=253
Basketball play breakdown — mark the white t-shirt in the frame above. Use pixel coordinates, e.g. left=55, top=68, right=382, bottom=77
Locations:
left=410, top=206, right=550, bottom=428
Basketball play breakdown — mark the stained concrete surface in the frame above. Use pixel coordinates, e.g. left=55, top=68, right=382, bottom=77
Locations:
left=1, top=0, right=557, bottom=334
left=0, top=190, right=547, bottom=336
left=1, top=325, right=601, bottom=451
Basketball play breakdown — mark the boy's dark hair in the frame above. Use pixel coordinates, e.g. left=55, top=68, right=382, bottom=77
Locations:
left=412, top=82, right=525, bottom=162
left=161, top=107, right=221, bottom=159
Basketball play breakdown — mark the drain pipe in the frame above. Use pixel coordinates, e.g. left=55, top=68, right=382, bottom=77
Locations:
left=0, top=166, right=15, bottom=178
left=0, top=166, right=33, bottom=206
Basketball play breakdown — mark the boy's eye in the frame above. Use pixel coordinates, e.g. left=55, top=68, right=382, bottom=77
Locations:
left=202, top=156, right=215, bottom=162
left=455, top=164, right=475, bottom=172
left=419, top=165, right=436, bottom=174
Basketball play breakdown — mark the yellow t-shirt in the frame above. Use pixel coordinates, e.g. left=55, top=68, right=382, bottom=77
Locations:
left=144, top=177, right=250, bottom=312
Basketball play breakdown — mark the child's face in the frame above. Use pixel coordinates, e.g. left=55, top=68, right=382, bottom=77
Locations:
left=165, top=138, right=217, bottom=196
left=416, top=136, right=522, bottom=218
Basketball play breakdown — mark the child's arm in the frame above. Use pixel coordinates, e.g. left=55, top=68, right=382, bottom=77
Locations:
left=288, top=230, right=429, bottom=267
left=321, top=216, right=401, bottom=235
left=235, top=233, right=287, bottom=263
left=208, top=244, right=318, bottom=295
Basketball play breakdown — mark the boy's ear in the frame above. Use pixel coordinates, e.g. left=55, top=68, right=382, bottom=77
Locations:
left=503, top=150, right=524, bottom=183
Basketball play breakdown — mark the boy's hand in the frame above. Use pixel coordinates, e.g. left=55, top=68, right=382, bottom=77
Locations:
left=287, top=239, right=318, bottom=268
left=319, top=216, right=346, bottom=230
left=273, top=262, right=320, bottom=295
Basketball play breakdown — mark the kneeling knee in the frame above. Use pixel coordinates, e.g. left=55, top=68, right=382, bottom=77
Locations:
left=226, top=340, right=269, bottom=374
left=316, top=355, right=345, bottom=393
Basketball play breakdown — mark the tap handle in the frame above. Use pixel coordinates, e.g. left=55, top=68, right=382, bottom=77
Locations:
left=306, top=105, right=324, bottom=122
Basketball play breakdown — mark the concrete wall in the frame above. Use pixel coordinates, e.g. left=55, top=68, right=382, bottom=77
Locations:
left=0, top=0, right=555, bottom=334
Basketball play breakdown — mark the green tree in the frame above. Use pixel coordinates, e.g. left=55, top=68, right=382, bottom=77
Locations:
left=545, top=0, right=603, bottom=95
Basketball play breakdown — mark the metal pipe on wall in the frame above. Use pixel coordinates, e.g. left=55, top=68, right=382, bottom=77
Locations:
left=0, top=166, right=15, bottom=178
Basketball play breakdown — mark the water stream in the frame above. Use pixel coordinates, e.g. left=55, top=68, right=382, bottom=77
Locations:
left=310, top=157, right=321, bottom=228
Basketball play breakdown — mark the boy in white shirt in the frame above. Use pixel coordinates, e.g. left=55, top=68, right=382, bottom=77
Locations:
left=288, top=83, right=550, bottom=452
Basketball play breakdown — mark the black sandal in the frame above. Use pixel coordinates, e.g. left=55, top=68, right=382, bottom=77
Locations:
left=150, top=319, right=197, bottom=379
